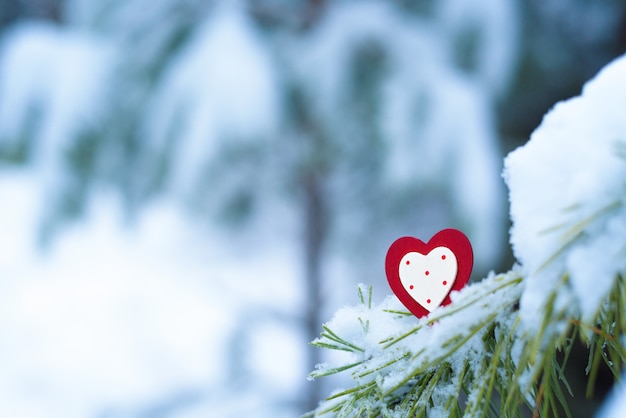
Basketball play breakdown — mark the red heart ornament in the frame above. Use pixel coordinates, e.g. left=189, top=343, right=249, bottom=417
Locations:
left=385, top=229, right=473, bottom=318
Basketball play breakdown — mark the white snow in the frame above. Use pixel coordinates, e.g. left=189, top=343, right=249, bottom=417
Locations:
left=597, top=382, right=626, bottom=418
left=0, top=22, right=113, bottom=160
left=144, top=3, right=280, bottom=197
left=0, top=171, right=303, bottom=417
left=504, top=53, right=626, bottom=327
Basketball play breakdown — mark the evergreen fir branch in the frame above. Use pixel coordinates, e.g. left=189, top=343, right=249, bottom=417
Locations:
left=425, top=275, right=523, bottom=324
left=550, top=358, right=573, bottom=418
left=511, top=283, right=574, bottom=416
left=310, top=341, right=358, bottom=353
left=309, top=360, right=366, bottom=379
left=357, top=317, right=369, bottom=334
left=381, top=324, right=424, bottom=348
left=325, top=381, right=377, bottom=401
left=381, top=309, right=412, bottom=316
left=469, top=316, right=521, bottom=417
left=308, top=273, right=525, bottom=417
left=384, top=311, right=500, bottom=397
left=571, top=319, right=615, bottom=342
left=553, top=354, right=574, bottom=397
left=511, top=270, right=625, bottom=417
left=382, top=274, right=522, bottom=351
left=522, top=273, right=568, bottom=373
left=535, top=200, right=622, bottom=274
left=577, top=273, right=626, bottom=397
left=352, top=352, right=411, bottom=379
left=585, top=338, right=606, bottom=398
left=319, top=325, right=364, bottom=353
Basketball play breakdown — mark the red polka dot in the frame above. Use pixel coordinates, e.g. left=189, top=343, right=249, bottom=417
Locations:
left=425, top=271, right=430, bottom=276
left=409, top=285, right=414, bottom=290
left=406, top=260, right=410, bottom=265
left=443, top=281, right=447, bottom=286
left=442, top=255, right=446, bottom=260
left=426, top=299, right=431, bottom=304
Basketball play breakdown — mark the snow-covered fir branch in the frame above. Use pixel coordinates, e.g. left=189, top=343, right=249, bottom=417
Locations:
left=308, top=272, right=522, bottom=417
left=308, top=53, right=626, bottom=417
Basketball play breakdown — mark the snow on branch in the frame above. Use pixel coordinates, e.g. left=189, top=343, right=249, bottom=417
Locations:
left=505, top=54, right=626, bottom=329
left=307, top=272, right=523, bottom=417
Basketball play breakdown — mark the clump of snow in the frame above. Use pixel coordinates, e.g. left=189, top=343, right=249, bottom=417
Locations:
left=434, top=0, right=520, bottom=98
left=144, top=3, right=280, bottom=197
left=597, top=382, right=626, bottom=418
left=0, top=21, right=115, bottom=230
left=504, top=53, right=626, bottom=327
left=0, top=22, right=113, bottom=160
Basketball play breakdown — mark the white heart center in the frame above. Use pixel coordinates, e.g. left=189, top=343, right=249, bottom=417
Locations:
left=398, top=246, right=458, bottom=312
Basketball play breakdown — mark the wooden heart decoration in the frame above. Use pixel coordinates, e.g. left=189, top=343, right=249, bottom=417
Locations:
left=385, top=229, right=473, bottom=318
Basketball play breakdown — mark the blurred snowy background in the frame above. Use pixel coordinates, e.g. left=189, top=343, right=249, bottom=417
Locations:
left=0, top=0, right=624, bottom=416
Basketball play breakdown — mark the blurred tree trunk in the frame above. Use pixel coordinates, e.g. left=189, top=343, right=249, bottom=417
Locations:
left=302, top=167, right=327, bottom=411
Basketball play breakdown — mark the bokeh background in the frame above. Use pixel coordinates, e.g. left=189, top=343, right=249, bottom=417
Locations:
left=0, top=0, right=624, bottom=416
